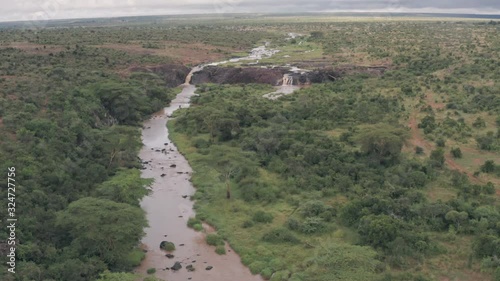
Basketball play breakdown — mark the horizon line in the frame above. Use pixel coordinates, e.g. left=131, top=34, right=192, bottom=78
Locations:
left=1, top=11, right=499, bottom=25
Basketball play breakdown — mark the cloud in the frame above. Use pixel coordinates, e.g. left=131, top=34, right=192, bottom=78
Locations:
left=0, top=0, right=499, bottom=22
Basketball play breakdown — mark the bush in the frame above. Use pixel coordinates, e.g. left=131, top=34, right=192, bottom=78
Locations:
left=450, top=147, right=462, bottom=158
left=193, top=224, right=203, bottom=231
left=415, top=146, right=424, bottom=155
left=301, top=200, right=327, bottom=217
left=261, top=268, right=274, bottom=279
left=146, top=268, right=156, bottom=274
left=249, top=261, right=267, bottom=274
left=262, top=228, right=300, bottom=244
left=126, top=249, right=146, bottom=267
left=159, top=241, right=175, bottom=251
left=206, top=234, right=224, bottom=246
left=286, top=218, right=301, bottom=231
left=215, top=245, right=226, bottom=255
left=242, top=220, right=254, bottom=228
left=481, top=160, right=496, bottom=173
left=187, top=217, right=202, bottom=228
left=300, top=217, right=326, bottom=234
left=253, top=211, right=274, bottom=223
left=429, top=149, right=445, bottom=168
left=472, top=117, right=486, bottom=128
left=436, top=138, right=446, bottom=147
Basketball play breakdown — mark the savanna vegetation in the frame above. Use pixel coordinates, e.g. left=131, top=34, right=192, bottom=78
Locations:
left=168, top=18, right=500, bottom=281
left=1, top=14, right=499, bottom=281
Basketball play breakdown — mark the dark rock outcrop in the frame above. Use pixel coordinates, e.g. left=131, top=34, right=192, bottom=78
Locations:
left=191, top=66, right=341, bottom=86
left=191, top=66, right=287, bottom=86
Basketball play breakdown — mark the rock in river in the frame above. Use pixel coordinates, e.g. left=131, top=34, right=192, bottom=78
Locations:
left=171, top=261, right=182, bottom=271
left=159, top=241, right=176, bottom=251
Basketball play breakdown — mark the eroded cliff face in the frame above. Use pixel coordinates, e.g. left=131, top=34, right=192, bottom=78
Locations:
left=190, top=66, right=288, bottom=86
left=190, top=66, right=342, bottom=86
left=129, top=63, right=388, bottom=88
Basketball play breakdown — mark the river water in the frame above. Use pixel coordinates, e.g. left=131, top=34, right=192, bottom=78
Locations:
left=137, top=39, right=301, bottom=281
left=136, top=82, right=263, bottom=281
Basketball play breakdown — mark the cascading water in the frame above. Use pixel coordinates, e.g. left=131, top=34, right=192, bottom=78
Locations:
left=282, top=74, right=293, bottom=86
left=263, top=73, right=301, bottom=100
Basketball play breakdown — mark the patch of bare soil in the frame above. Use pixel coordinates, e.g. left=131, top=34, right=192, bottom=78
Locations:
left=407, top=109, right=481, bottom=184
left=94, top=41, right=236, bottom=65
left=425, top=92, right=445, bottom=110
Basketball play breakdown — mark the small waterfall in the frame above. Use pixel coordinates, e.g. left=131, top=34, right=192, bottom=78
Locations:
left=282, top=74, right=293, bottom=86
left=184, top=65, right=204, bottom=85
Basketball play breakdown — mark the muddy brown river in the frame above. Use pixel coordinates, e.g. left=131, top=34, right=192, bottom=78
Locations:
left=136, top=83, right=264, bottom=281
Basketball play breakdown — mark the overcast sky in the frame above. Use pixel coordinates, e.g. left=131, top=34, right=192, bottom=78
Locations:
left=0, top=0, right=499, bottom=22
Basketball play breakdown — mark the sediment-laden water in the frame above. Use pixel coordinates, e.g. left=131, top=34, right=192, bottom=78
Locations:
left=137, top=38, right=301, bottom=280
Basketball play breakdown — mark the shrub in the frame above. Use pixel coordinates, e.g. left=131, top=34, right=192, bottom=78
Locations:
left=481, top=160, right=496, bottom=173
left=436, top=138, right=446, bottom=147
left=472, top=117, right=486, bottom=128
left=415, top=146, right=424, bottom=155
left=193, top=224, right=203, bottom=231
left=253, top=211, right=274, bottom=223
left=450, top=147, right=462, bottom=158
left=300, top=217, right=326, bottom=234
left=126, top=249, right=146, bottom=267
left=206, top=234, right=224, bottom=246
left=215, top=245, right=226, bottom=255
left=262, top=228, right=300, bottom=244
left=286, top=218, right=301, bottom=231
left=429, top=148, right=445, bottom=168
left=187, top=217, right=202, bottom=228
left=159, top=241, right=175, bottom=251
left=261, top=268, right=274, bottom=279
left=249, top=261, right=267, bottom=275
left=301, top=200, right=326, bottom=218
left=242, top=220, right=254, bottom=228
left=146, top=268, right=156, bottom=274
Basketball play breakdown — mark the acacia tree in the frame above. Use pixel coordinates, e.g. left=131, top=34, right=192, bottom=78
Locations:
left=96, top=168, right=152, bottom=206
left=355, top=124, right=409, bottom=165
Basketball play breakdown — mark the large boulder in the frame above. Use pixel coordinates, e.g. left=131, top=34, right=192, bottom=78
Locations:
left=171, top=261, right=182, bottom=271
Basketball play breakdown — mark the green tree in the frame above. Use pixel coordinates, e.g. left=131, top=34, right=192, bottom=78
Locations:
left=358, top=214, right=402, bottom=249
left=430, top=148, right=445, bottom=168
left=450, top=147, right=462, bottom=158
left=481, top=160, right=496, bottom=173
left=96, top=169, right=152, bottom=206
left=355, top=124, right=409, bottom=165
left=445, top=210, right=469, bottom=230
left=55, top=197, right=147, bottom=267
